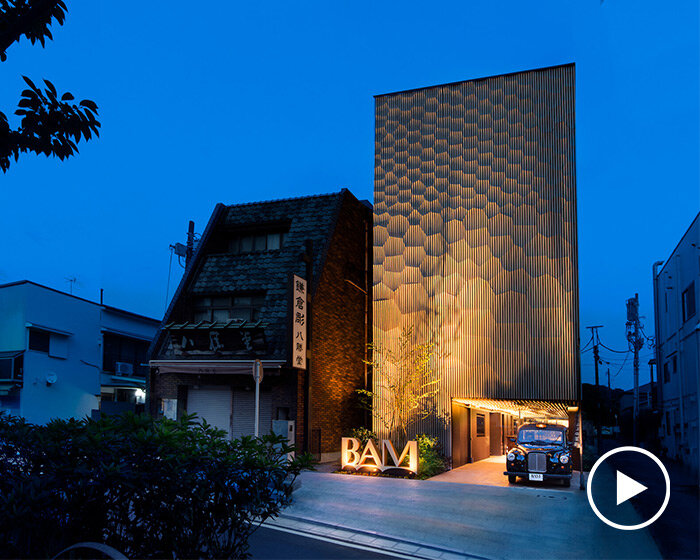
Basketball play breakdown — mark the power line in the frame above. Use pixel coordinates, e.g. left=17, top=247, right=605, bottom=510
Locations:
left=599, top=341, right=630, bottom=354
left=581, top=335, right=594, bottom=352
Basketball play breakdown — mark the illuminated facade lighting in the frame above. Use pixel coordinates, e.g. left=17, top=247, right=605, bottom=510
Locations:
left=372, top=64, right=581, bottom=464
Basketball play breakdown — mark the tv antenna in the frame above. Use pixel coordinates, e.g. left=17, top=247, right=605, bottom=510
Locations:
left=65, top=276, right=77, bottom=294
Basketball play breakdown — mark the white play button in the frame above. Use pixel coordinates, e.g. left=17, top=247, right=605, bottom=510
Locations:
left=616, top=470, right=647, bottom=505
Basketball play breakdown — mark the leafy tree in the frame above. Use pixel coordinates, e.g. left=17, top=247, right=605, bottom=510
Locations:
left=358, top=325, right=441, bottom=443
left=0, top=0, right=99, bottom=173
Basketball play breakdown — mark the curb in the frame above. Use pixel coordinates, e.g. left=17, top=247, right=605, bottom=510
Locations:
left=265, top=513, right=489, bottom=560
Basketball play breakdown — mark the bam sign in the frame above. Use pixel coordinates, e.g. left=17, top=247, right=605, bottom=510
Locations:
left=341, top=437, right=418, bottom=474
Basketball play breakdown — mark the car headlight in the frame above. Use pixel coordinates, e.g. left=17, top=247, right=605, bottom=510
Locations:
left=559, top=454, right=570, bottom=464
left=507, top=452, right=515, bottom=461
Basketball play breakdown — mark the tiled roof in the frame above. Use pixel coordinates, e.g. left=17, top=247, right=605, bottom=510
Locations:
left=189, top=191, right=347, bottom=359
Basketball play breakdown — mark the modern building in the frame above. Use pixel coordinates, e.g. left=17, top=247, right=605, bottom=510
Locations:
left=0, top=280, right=159, bottom=424
left=653, top=212, right=699, bottom=478
left=149, top=189, right=372, bottom=461
left=372, top=64, right=581, bottom=466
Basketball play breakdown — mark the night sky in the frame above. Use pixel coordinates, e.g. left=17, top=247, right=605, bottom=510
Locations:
left=1, top=1, right=697, bottom=390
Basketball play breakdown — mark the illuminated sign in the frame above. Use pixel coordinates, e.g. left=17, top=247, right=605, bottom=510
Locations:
left=341, top=437, right=418, bottom=474
left=291, top=275, right=307, bottom=370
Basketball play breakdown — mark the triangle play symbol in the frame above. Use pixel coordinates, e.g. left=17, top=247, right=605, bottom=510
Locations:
left=616, top=470, right=647, bottom=505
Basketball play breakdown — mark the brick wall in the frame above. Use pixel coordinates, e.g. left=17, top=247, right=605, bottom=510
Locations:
left=310, top=194, right=372, bottom=454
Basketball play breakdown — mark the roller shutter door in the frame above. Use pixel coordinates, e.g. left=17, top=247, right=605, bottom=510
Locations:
left=186, top=386, right=232, bottom=438
left=231, top=390, right=272, bottom=439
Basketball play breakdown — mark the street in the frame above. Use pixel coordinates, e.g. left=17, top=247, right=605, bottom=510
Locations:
left=249, top=527, right=398, bottom=559
left=274, top=470, right=661, bottom=559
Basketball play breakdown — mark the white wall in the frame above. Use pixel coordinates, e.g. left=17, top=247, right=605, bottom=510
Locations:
left=0, top=282, right=159, bottom=425
left=655, top=215, right=700, bottom=473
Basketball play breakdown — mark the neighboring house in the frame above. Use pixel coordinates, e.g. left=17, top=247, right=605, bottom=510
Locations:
left=0, top=280, right=159, bottom=424
left=149, top=189, right=372, bottom=462
left=653, top=212, right=700, bottom=477
left=372, top=64, right=581, bottom=466
left=620, top=381, right=656, bottom=416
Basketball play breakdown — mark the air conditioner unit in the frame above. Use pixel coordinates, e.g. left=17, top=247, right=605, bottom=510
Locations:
left=115, top=362, right=134, bottom=376
left=272, top=420, right=296, bottom=461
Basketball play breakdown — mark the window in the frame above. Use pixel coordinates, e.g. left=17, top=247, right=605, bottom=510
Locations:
left=103, top=333, right=150, bottom=377
left=0, top=359, right=11, bottom=380
left=517, top=429, right=564, bottom=444
left=476, top=413, right=486, bottom=437
left=193, top=293, right=266, bottom=323
left=28, top=328, right=50, bottom=352
left=0, top=353, right=23, bottom=382
left=229, top=231, right=286, bottom=254
left=682, top=282, right=696, bottom=322
left=663, top=362, right=670, bottom=383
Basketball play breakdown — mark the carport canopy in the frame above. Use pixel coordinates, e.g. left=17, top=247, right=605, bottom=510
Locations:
left=452, top=398, right=577, bottom=422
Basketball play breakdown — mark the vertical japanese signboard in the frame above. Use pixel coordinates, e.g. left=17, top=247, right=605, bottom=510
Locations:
left=292, top=274, right=307, bottom=370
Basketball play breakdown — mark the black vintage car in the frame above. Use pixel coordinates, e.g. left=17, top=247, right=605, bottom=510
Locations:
left=503, top=423, right=572, bottom=487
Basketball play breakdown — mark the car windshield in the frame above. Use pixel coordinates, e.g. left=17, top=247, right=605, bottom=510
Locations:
left=517, top=429, right=563, bottom=445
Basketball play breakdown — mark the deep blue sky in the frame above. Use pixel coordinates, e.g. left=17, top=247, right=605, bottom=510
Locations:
left=1, top=1, right=698, bottom=390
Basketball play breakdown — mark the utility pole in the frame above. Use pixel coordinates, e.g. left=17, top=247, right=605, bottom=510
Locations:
left=626, top=294, right=644, bottom=446
left=185, top=220, right=195, bottom=268
left=587, top=325, right=604, bottom=457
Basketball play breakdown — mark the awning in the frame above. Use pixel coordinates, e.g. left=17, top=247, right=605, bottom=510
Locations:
left=163, top=320, right=267, bottom=331
left=100, top=373, right=146, bottom=389
left=149, top=359, right=285, bottom=376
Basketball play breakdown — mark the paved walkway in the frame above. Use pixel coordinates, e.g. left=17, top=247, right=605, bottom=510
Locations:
left=430, top=455, right=581, bottom=490
left=277, top=469, right=660, bottom=560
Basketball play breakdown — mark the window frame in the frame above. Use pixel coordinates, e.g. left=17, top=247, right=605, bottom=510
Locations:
left=192, top=292, right=266, bottom=323
left=475, top=413, right=486, bottom=437
left=228, top=230, right=287, bottom=255
left=682, top=281, right=696, bottom=323
left=28, top=328, right=51, bottom=353
left=102, top=332, right=150, bottom=377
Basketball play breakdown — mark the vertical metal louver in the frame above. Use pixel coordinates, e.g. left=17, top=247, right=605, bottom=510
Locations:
left=372, top=64, right=580, bottom=455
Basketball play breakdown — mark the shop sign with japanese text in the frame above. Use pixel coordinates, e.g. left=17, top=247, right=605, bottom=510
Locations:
left=291, top=274, right=307, bottom=370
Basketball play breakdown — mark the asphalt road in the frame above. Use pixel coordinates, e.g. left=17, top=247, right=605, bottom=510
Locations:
left=249, top=527, right=397, bottom=559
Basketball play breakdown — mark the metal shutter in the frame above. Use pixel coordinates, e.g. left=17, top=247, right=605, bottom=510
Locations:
left=231, top=390, right=272, bottom=439
left=187, top=386, right=232, bottom=438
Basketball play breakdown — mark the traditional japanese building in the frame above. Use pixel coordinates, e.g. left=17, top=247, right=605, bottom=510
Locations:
left=149, top=189, right=372, bottom=461
left=372, top=64, right=581, bottom=466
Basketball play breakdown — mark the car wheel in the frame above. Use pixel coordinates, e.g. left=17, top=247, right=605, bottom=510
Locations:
left=562, top=478, right=570, bottom=488
left=508, top=475, right=517, bottom=484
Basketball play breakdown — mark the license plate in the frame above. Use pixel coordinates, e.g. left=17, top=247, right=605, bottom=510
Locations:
left=529, top=473, right=543, bottom=481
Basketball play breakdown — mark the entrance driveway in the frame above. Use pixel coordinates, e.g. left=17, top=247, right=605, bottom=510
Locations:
left=430, top=455, right=581, bottom=490
left=283, top=469, right=659, bottom=559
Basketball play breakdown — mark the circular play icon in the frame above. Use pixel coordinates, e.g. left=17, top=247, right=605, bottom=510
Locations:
left=587, top=446, right=670, bottom=530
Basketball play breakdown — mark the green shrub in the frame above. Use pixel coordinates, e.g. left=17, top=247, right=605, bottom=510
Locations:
left=349, top=426, right=378, bottom=447
left=416, top=433, right=447, bottom=479
left=0, top=411, right=312, bottom=559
